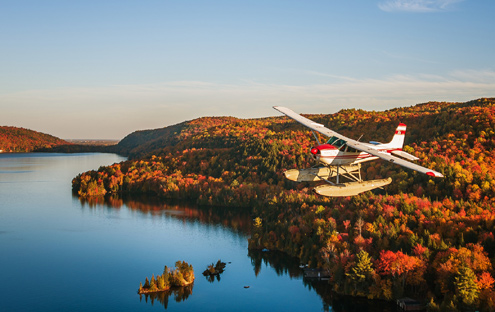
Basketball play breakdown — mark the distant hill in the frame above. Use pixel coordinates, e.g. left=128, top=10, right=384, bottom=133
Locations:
left=112, top=98, right=495, bottom=162
left=113, top=116, right=240, bottom=158
left=0, top=126, right=69, bottom=152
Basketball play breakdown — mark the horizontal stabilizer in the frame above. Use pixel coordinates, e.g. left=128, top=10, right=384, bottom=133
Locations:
left=391, top=150, right=419, bottom=161
left=313, top=178, right=392, bottom=197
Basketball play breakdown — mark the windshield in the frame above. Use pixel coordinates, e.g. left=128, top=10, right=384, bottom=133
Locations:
left=333, top=139, right=347, bottom=149
left=326, top=136, right=339, bottom=145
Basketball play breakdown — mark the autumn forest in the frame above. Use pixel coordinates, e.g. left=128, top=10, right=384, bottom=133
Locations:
left=69, top=98, right=495, bottom=311
left=0, top=126, right=68, bottom=152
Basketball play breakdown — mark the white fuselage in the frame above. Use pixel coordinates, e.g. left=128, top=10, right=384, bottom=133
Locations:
left=310, top=142, right=401, bottom=166
left=315, top=147, right=379, bottom=166
left=310, top=128, right=406, bottom=167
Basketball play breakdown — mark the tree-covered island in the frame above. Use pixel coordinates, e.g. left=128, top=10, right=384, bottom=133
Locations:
left=202, top=260, right=227, bottom=283
left=203, top=260, right=226, bottom=276
left=138, top=261, right=194, bottom=294
left=74, top=98, right=495, bottom=311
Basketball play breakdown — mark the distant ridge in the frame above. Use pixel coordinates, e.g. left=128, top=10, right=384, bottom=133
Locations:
left=114, top=116, right=240, bottom=158
left=0, top=126, right=68, bottom=153
left=112, top=98, right=495, bottom=159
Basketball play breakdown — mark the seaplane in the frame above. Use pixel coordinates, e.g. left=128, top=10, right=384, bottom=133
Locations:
left=273, top=106, right=443, bottom=197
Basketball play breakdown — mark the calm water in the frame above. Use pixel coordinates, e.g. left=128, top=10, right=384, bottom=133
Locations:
left=0, top=153, right=340, bottom=312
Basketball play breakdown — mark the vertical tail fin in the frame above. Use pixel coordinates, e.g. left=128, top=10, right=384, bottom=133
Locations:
left=388, top=123, right=406, bottom=149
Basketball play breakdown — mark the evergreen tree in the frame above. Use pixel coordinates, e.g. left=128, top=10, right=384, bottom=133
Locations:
left=454, top=265, right=480, bottom=307
left=162, top=266, right=170, bottom=287
left=346, top=250, right=374, bottom=296
left=149, top=274, right=157, bottom=291
left=157, top=275, right=166, bottom=290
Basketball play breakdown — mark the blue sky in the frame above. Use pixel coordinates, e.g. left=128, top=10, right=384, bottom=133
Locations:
left=1, top=0, right=494, bottom=139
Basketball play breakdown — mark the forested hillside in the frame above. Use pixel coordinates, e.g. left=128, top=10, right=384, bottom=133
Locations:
left=73, top=98, right=495, bottom=311
left=113, top=116, right=241, bottom=158
left=0, top=126, right=68, bottom=152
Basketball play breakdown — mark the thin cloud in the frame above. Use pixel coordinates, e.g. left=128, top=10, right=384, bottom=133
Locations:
left=378, top=0, right=464, bottom=12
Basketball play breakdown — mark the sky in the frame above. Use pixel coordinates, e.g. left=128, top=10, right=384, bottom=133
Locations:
left=0, top=0, right=494, bottom=140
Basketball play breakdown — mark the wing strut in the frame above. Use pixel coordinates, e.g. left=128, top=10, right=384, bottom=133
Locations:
left=312, top=131, right=321, bottom=145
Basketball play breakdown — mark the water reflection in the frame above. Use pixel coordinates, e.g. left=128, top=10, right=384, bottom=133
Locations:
left=75, top=194, right=252, bottom=235
left=139, top=284, right=194, bottom=310
left=204, top=273, right=221, bottom=283
left=74, top=195, right=397, bottom=312
left=248, top=249, right=303, bottom=278
left=247, top=250, right=396, bottom=312
left=72, top=194, right=394, bottom=312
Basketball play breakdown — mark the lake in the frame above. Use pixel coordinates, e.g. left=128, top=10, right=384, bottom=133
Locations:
left=0, top=153, right=392, bottom=312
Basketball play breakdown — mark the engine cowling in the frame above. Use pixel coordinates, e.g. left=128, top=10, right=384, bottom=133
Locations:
left=310, top=144, right=337, bottom=161
left=310, top=144, right=336, bottom=154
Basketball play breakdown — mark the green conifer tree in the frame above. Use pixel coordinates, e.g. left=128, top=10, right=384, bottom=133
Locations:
left=149, top=274, right=157, bottom=291
left=454, top=265, right=480, bottom=307
left=346, top=250, right=375, bottom=296
left=157, top=275, right=166, bottom=290
left=162, top=266, right=170, bottom=288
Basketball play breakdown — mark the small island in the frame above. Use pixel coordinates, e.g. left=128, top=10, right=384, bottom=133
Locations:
left=202, top=260, right=226, bottom=277
left=138, top=261, right=194, bottom=294
left=202, top=260, right=227, bottom=283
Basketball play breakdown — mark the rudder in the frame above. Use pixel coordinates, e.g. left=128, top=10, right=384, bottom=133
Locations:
left=387, top=123, right=406, bottom=149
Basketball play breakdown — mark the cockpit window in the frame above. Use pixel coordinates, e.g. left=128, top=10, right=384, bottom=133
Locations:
left=333, top=139, right=347, bottom=149
left=326, top=136, right=339, bottom=145
left=344, top=145, right=359, bottom=153
left=326, top=136, right=360, bottom=153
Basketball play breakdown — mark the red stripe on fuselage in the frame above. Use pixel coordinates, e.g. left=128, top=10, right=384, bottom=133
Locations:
left=317, top=148, right=401, bottom=155
left=319, top=154, right=371, bottom=160
left=316, top=148, right=402, bottom=160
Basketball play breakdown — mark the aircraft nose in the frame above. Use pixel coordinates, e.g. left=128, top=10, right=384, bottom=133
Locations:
left=310, top=147, right=319, bottom=155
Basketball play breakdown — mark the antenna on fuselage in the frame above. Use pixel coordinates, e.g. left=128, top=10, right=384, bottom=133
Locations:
left=357, top=134, right=364, bottom=142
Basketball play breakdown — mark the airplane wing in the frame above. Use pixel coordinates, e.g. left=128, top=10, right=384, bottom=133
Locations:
left=273, top=106, right=347, bottom=139
left=273, top=106, right=444, bottom=178
left=345, top=140, right=444, bottom=177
